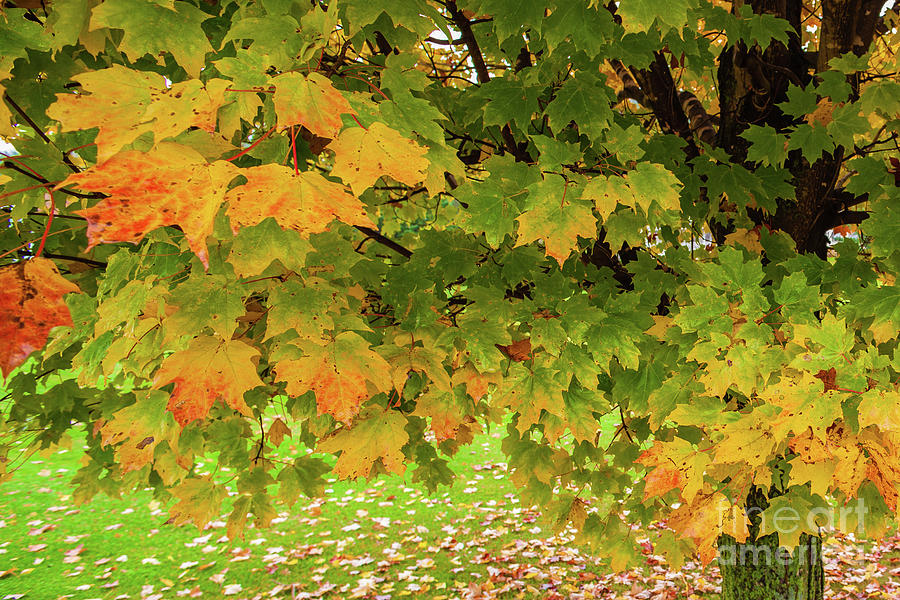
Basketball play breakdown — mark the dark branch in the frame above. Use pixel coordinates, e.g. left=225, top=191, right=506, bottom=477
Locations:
left=42, top=252, right=107, bottom=268
left=1, top=161, right=103, bottom=199
left=445, top=0, right=532, bottom=163
left=353, top=226, right=412, bottom=259
left=3, top=93, right=81, bottom=173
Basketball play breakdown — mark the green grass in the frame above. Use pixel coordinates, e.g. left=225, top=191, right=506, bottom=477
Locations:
left=3, top=423, right=899, bottom=599
left=0, top=426, right=646, bottom=600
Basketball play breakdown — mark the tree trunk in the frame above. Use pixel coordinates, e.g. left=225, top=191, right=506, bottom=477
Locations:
left=717, top=488, right=825, bottom=600
left=718, top=533, right=824, bottom=600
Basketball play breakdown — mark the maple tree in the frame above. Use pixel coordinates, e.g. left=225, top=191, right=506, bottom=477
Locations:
left=0, top=0, right=898, bottom=598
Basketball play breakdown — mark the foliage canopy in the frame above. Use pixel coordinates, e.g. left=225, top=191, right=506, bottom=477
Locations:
left=1, top=0, right=899, bottom=570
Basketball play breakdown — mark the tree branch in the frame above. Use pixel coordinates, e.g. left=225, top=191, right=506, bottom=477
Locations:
left=42, top=252, right=107, bottom=268
left=1, top=161, right=102, bottom=199
left=445, top=0, right=532, bottom=163
left=604, top=5, right=702, bottom=157
left=3, top=93, right=81, bottom=173
left=353, top=226, right=412, bottom=259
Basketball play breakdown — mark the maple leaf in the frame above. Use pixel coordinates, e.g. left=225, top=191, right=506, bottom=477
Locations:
left=515, top=175, right=596, bottom=266
left=494, top=363, right=567, bottom=433
left=274, top=332, right=393, bottom=424
left=411, top=388, right=470, bottom=442
left=99, top=391, right=179, bottom=473
left=668, top=492, right=748, bottom=565
left=380, top=332, right=452, bottom=394
left=224, top=164, right=375, bottom=235
left=89, top=0, right=213, bottom=78
left=167, top=477, right=226, bottom=530
left=273, top=72, right=355, bottom=139
left=47, top=65, right=227, bottom=161
left=642, top=466, right=683, bottom=501
left=316, top=405, right=409, bottom=479
left=0, top=258, right=80, bottom=378
left=495, top=338, right=532, bottom=362
left=58, top=143, right=238, bottom=268
left=450, top=362, right=501, bottom=402
left=328, top=122, right=429, bottom=195
left=263, top=277, right=345, bottom=343
left=153, top=336, right=263, bottom=426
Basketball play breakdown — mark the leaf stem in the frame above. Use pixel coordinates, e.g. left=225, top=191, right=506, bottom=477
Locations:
left=33, top=190, right=55, bottom=258
left=224, top=126, right=277, bottom=162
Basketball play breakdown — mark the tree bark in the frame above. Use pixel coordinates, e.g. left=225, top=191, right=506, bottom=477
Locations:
left=718, top=488, right=825, bottom=600
left=718, top=533, right=824, bottom=600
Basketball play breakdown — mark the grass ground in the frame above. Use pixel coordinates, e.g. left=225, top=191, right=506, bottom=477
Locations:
left=0, top=424, right=628, bottom=600
left=2, top=425, right=900, bottom=600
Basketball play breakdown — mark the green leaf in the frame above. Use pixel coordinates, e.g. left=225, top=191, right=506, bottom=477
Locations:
left=741, top=125, right=788, bottom=167
left=787, top=123, right=835, bottom=163
left=542, top=3, right=614, bottom=56
left=816, top=70, right=851, bottom=102
left=738, top=4, right=792, bottom=47
left=777, top=84, right=819, bottom=118
left=277, top=456, right=330, bottom=505
left=90, top=0, right=214, bottom=77
left=828, top=51, right=870, bottom=74
left=480, top=78, right=541, bottom=132
left=826, top=103, right=869, bottom=150
left=859, top=79, right=900, bottom=119
left=545, top=74, right=614, bottom=141
left=618, top=0, right=691, bottom=34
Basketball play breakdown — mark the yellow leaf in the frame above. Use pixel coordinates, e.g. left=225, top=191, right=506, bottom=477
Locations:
left=316, top=405, right=408, bottom=479
left=48, top=66, right=226, bottom=161
left=168, top=477, right=226, bottom=530
left=273, top=72, right=355, bottom=139
left=153, top=336, right=263, bottom=426
left=329, top=122, right=429, bottom=195
left=830, top=443, right=867, bottom=497
left=515, top=176, right=596, bottom=266
left=381, top=332, right=451, bottom=394
left=582, top=174, right=633, bottom=221
left=789, top=458, right=833, bottom=498
left=274, top=332, right=393, bottom=424
left=99, top=391, right=179, bottom=473
left=225, top=164, right=375, bottom=235
left=0, top=84, right=13, bottom=138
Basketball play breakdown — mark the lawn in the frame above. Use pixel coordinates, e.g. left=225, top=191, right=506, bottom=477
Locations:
left=1, top=423, right=899, bottom=600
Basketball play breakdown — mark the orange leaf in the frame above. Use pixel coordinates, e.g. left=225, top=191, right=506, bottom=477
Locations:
left=224, top=164, right=374, bottom=234
left=273, top=72, right=355, bottom=139
left=495, top=338, right=532, bottom=362
left=450, top=362, right=501, bottom=402
left=667, top=492, right=748, bottom=565
left=0, top=258, right=80, bottom=378
left=642, top=466, right=683, bottom=501
left=411, top=389, right=469, bottom=442
left=59, top=143, right=238, bottom=268
left=328, top=122, right=429, bottom=195
left=274, top=332, right=393, bottom=424
left=153, top=336, right=263, bottom=426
